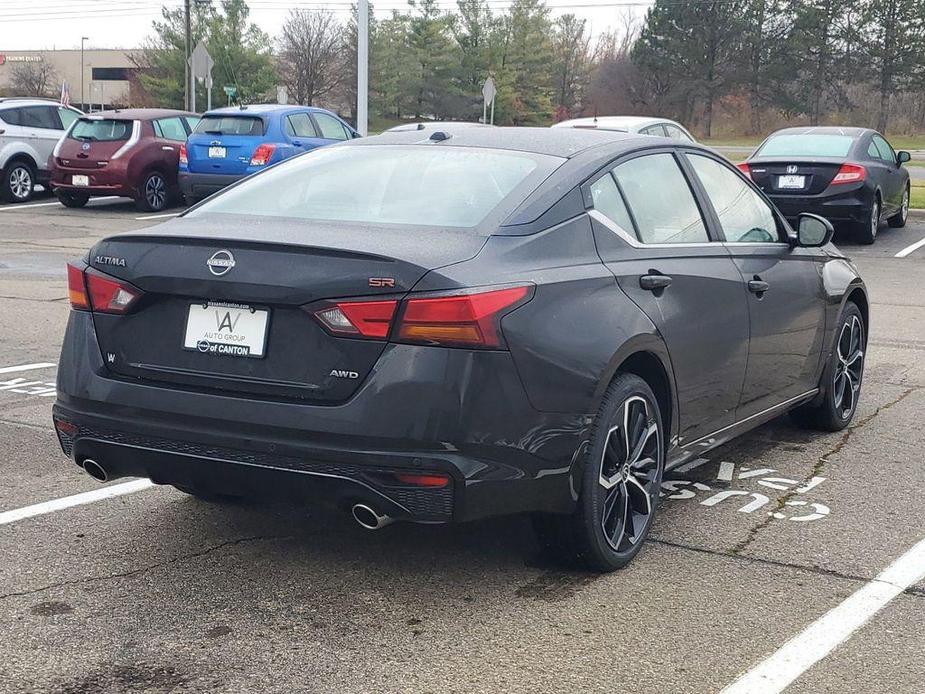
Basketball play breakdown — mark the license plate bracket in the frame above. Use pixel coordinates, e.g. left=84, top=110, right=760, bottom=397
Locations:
left=72, top=175, right=89, bottom=187
left=208, top=146, right=226, bottom=159
left=778, top=174, right=805, bottom=189
left=183, top=301, right=269, bottom=359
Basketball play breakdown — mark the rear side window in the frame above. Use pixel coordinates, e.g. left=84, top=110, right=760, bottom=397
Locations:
left=0, top=108, right=22, bottom=126
left=194, top=115, right=264, bottom=136
left=21, top=106, right=61, bottom=129
left=687, top=154, right=780, bottom=243
left=641, top=124, right=667, bottom=137
left=285, top=112, right=318, bottom=138
left=312, top=112, right=349, bottom=141
left=590, top=173, right=634, bottom=235
left=153, top=117, right=188, bottom=141
left=183, top=116, right=200, bottom=132
left=757, top=134, right=854, bottom=158
left=58, top=108, right=79, bottom=130
left=665, top=124, right=692, bottom=142
left=612, top=153, right=709, bottom=244
left=70, top=118, right=132, bottom=141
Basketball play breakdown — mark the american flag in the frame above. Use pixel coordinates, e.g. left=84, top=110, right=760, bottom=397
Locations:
left=60, top=81, right=70, bottom=108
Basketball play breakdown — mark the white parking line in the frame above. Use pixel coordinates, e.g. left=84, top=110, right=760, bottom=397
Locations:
left=134, top=212, right=181, bottom=221
left=0, top=201, right=60, bottom=211
left=0, top=362, right=56, bottom=375
left=0, top=479, right=155, bottom=526
left=721, top=536, right=925, bottom=694
left=895, top=236, right=925, bottom=258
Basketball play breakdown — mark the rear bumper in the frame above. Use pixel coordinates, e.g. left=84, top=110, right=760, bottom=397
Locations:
left=768, top=186, right=873, bottom=224
left=53, top=311, right=587, bottom=523
left=178, top=172, right=241, bottom=199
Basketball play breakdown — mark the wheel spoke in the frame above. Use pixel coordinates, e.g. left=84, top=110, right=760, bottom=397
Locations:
left=626, top=474, right=652, bottom=518
left=601, top=483, right=627, bottom=550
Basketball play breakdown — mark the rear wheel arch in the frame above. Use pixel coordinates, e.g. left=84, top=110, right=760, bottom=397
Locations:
left=845, top=286, right=868, bottom=343
left=615, top=351, right=674, bottom=442
left=4, top=152, right=38, bottom=172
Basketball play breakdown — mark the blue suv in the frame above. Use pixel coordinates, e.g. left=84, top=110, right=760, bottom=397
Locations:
left=179, top=104, right=358, bottom=204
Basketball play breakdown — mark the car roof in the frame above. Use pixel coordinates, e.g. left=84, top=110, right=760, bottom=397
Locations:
left=202, top=104, right=333, bottom=117
left=0, top=98, right=72, bottom=109
left=769, top=126, right=872, bottom=139
left=384, top=121, right=493, bottom=132
left=552, top=116, right=670, bottom=131
left=360, top=125, right=650, bottom=158
left=80, top=108, right=196, bottom=120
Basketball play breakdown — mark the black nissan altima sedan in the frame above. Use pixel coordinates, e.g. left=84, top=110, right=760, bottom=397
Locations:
left=738, top=126, right=911, bottom=244
left=54, top=128, right=868, bottom=571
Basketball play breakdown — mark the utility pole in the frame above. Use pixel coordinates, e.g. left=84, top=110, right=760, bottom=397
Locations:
left=80, top=36, right=88, bottom=111
left=357, top=0, right=368, bottom=136
left=184, top=0, right=192, bottom=111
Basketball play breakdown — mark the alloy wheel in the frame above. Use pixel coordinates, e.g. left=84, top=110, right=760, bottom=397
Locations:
left=900, top=188, right=909, bottom=224
left=598, top=395, right=661, bottom=552
left=833, top=315, right=864, bottom=420
left=145, top=174, right=167, bottom=210
left=870, top=201, right=879, bottom=240
left=9, top=166, right=32, bottom=200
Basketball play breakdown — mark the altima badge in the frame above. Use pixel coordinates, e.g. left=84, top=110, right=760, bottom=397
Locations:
left=207, top=250, right=235, bottom=276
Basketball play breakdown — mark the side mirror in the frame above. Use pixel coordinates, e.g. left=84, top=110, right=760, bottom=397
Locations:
left=796, top=213, right=834, bottom=247
left=897, top=151, right=911, bottom=164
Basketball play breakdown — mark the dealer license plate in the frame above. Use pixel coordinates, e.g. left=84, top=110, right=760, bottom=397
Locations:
left=72, top=175, right=89, bottom=187
left=778, top=175, right=805, bottom=189
left=183, top=302, right=269, bottom=358
left=208, top=146, right=226, bottom=158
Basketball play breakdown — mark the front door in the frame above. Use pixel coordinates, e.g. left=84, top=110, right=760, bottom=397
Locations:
left=684, top=152, right=827, bottom=418
left=587, top=151, right=750, bottom=445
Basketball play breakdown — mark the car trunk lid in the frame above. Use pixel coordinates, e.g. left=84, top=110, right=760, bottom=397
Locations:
left=86, top=215, right=487, bottom=402
left=55, top=118, right=135, bottom=171
left=747, top=157, right=847, bottom=195
left=186, top=115, right=267, bottom=175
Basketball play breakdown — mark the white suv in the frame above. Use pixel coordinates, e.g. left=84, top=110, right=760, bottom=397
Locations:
left=0, top=98, right=82, bottom=203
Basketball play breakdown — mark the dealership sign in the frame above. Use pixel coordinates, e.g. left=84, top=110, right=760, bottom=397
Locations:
left=0, top=55, right=44, bottom=66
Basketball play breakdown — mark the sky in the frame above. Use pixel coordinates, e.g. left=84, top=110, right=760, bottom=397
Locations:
left=0, top=0, right=650, bottom=52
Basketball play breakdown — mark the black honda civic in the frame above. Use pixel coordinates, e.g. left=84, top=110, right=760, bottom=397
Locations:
left=738, top=126, right=911, bottom=244
left=55, top=128, right=868, bottom=571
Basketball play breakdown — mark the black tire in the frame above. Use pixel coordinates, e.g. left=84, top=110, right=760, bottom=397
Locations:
left=172, top=484, right=241, bottom=503
left=136, top=170, right=169, bottom=212
left=854, top=198, right=879, bottom=245
left=790, top=302, right=865, bottom=432
left=887, top=184, right=909, bottom=228
left=1, top=159, right=36, bottom=203
left=532, top=373, right=665, bottom=572
left=56, top=191, right=90, bottom=208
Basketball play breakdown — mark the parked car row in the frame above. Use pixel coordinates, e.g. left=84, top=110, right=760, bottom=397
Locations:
left=0, top=99, right=357, bottom=211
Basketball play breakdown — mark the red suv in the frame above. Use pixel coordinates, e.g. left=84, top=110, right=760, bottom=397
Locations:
left=50, top=109, right=198, bottom=212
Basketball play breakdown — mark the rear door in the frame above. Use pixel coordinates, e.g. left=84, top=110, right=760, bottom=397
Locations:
left=20, top=105, right=66, bottom=172
left=588, top=150, right=750, bottom=445
left=283, top=111, right=327, bottom=153
left=870, top=133, right=905, bottom=216
left=684, top=151, right=827, bottom=417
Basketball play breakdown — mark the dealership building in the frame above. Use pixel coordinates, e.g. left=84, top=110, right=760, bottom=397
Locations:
left=0, top=49, right=137, bottom=109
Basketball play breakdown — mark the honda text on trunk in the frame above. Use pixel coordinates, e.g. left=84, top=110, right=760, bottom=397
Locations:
left=55, top=128, right=868, bottom=571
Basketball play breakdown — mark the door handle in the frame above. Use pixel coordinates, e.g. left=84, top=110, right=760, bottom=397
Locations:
left=161, top=146, right=175, bottom=151
left=292, top=140, right=302, bottom=146
left=748, top=277, right=770, bottom=294
left=640, top=274, right=672, bottom=291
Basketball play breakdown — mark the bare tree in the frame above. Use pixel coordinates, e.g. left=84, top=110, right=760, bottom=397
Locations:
left=10, top=61, right=58, bottom=97
left=277, top=9, right=344, bottom=106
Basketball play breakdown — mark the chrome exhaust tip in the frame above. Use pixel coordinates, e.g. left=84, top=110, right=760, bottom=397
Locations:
left=81, top=458, right=108, bottom=483
left=351, top=503, right=393, bottom=530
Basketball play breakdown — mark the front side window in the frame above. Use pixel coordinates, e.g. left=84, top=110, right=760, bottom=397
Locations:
left=872, top=135, right=895, bottom=164
left=69, top=118, right=132, bottom=142
left=188, top=145, right=561, bottom=230
left=612, top=153, right=709, bottom=244
left=688, top=154, right=780, bottom=243
left=313, top=112, right=349, bottom=141
left=154, top=117, right=188, bottom=141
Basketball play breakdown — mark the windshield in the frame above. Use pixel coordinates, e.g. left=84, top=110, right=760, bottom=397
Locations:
left=70, top=119, right=132, bottom=142
left=194, top=115, right=264, bottom=136
left=188, top=145, right=562, bottom=229
left=757, top=134, right=855, bottom=158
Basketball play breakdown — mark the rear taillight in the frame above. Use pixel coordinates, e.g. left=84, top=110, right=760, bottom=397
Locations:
left=67, top=263, right=89, bottom=310
left=398, top=286, right=530, bottom=348
left=250, top=144, right=276, bottom=166
left=314, top=300, right=398, bottom=339
left=179, top=143, right=188, bottom=165
left=310, top=285, right=532, bottom=349
left=736, top=162, right=752, bottom=180
left=831, top=163, right=865, bottom=185
left=67, top=262, right=142, bottom=314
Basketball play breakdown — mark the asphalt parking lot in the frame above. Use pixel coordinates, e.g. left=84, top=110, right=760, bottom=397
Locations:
left=1, top=195, right=924, bottom=693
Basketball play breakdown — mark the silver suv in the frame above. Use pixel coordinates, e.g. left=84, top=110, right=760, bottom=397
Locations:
left=0, top=98, right=82, bottom=203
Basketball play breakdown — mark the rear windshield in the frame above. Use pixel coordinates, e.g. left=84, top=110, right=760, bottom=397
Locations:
left=194, top=115, right=264, bottom=136
left=188, top=145, right=562, bottom=229
left=757, top=134, right=855, bottom=158
left=70, top=119, right=132, bottom=142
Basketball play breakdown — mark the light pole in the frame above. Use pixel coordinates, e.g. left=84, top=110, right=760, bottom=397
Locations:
left=357, top=0, right=368, bottom=136
left=80, top=36, right=88, bottom=111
